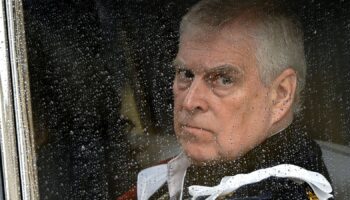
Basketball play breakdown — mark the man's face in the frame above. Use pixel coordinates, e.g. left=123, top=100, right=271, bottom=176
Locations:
left=173, top=25, right=274, bottom=164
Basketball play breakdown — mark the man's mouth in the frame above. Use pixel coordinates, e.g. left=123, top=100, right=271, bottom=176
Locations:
left=179, top=124, right=214, bottom=141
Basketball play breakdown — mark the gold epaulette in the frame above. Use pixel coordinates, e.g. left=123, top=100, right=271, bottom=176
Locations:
left=307, top=190, right=319, bottom=200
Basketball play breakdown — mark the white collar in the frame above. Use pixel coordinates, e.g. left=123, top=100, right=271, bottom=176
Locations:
left=137, top=152, right=190, bottom=200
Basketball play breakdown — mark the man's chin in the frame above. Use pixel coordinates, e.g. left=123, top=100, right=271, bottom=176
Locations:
left=183, top=147, right=242, bottom=166
left=183, top=147, right=219, bottom=165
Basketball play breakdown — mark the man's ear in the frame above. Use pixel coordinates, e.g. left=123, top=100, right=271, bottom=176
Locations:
left=270, top=68, right=297, bottom=124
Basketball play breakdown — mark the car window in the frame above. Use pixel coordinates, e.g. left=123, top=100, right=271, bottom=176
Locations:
left=17, top=0, right=350, bottom=199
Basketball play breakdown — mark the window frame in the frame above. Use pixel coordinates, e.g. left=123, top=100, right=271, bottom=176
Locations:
left=0, top=0, right=38, bottom=199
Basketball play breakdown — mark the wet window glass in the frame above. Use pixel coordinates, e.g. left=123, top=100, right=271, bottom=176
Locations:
left=21, top=0, right=350, bottom=199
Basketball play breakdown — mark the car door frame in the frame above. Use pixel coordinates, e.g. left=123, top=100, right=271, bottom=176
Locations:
left=0, top=0, right=38, bottom=199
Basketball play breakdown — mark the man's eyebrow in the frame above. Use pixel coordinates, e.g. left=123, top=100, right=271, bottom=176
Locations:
left=172, top=60, right=243, bottom=75
left=205, top=64, right=243, bottom=75
left=172, top=59, right=186, bottom=69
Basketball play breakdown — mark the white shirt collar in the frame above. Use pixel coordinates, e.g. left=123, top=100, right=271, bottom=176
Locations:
left=167, top=152, right=191, bottom=198
left=137, top=152, right=190, bottom=200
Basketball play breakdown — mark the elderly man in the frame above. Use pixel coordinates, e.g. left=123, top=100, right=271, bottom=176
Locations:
left=120, top=0, right=333, bottom=199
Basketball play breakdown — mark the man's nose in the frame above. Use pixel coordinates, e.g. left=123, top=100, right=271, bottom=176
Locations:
left=182, top=79, right=209, bottom=112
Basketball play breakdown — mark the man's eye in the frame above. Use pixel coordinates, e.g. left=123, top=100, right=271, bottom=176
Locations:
left=176, top=69, right=194, bottom=81
left=208, top=73, right=235, bottom=87
left=217, top=76, right=234, bottom=86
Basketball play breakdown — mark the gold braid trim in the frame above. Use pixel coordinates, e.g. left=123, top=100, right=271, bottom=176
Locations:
left=307, top=189, right=319, bottom=200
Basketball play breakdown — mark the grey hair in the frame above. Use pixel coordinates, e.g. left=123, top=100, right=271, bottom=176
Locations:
left=179, top=0, right=306, bottom=113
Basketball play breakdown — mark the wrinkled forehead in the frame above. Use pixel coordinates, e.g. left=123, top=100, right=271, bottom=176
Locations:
left=178, top=23, right=257, bottom=56
left=179, top=18, right=258, bottom=52
left=176, top=24, right=258, bottom=76
left=180, top=10, right=260, bottom=41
